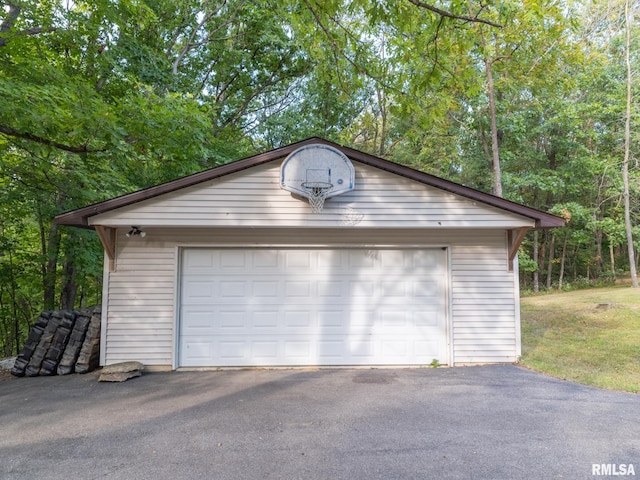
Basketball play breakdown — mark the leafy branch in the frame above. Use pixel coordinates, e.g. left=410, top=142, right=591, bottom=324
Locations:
left=0, top=1, right=55, bottom=47
left=0, top=124, right=106, bottom=154
left=405, top=0, right=503, bottom=28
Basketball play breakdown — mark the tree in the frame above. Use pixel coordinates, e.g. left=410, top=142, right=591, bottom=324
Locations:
left=0, top=0, right=311, bottom=354
left=622, top=0, right=638, bottom=287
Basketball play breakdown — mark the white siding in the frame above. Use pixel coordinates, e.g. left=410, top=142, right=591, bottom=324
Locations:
left=105, top=238, right=175, bottom=366
left=103, top=228, right=518, bottom=367
left=451, top=239, right=518, bottom=364
left=89, top=162, right=534, bottom=229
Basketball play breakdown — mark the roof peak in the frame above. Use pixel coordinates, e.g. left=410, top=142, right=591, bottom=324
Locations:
left=55, top=138, right=564, bottom=229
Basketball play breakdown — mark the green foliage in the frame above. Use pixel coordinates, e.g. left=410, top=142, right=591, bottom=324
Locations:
left=0, top=0, right=638, bottom=354
left=429, top=358, right=442, bottom=368
left=0, top=0, right=305, bottom=353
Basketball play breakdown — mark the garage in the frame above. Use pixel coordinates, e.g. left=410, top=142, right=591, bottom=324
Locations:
left=54, top=137, right=564, bottom=369
left=179, top=247, right=448, bottom=367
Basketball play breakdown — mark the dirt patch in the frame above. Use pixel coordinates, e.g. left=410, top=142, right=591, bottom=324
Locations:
left=0, top=357, right=17, bottom=381
left=0, top=368, right=15, bottom=382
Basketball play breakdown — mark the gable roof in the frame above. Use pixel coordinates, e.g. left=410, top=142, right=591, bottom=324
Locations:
left=54, top=137, right=564, bottom=229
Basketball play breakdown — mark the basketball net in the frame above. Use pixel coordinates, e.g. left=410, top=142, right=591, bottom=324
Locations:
left=302, top=182, right=333, bottom=214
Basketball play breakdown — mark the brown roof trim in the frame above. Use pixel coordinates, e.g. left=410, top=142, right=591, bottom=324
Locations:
left=54, top=137, right=564, bottom=229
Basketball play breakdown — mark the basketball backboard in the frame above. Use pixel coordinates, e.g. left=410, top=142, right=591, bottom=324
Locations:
left=280, top=144, right=355, bottom=199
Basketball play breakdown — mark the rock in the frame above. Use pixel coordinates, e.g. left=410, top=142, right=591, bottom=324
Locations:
left=98, top=362, right=144, bottom=382
left=98, top=370, right=142, bottom=382
left=12, top=307, right=101, bottom=377
left=58, top=310, right=92, bottom=375
left=0, top=357, right=17, bottom=369
left=100, top=361, right=144, bottom=374
left=75, top=309, right=101, bottom=374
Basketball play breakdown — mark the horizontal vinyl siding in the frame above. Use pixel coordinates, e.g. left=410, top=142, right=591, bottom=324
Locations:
left=450, top=238, right=518, bottom=364
left=103, top=228, right=518, bottom=367
left=104, top=241, right=175, bottom=366
left=89, top=162, right=534, bottom=229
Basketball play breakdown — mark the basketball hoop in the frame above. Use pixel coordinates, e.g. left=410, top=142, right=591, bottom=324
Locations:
left=301, top=182, right=333, bottom=213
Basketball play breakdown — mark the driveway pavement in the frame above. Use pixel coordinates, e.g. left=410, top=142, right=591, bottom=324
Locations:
left=0, top=365, right=638, bottom=480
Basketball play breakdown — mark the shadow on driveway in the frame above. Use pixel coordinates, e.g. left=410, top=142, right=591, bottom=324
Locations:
left=1, top=365, right=638, bottom=480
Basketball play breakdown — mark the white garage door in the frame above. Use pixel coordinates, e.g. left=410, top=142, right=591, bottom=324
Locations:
left=179, top=248, right=448, bottom=367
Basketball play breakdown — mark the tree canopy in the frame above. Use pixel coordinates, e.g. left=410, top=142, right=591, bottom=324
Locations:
left=0, top=0, right=638, bottom=355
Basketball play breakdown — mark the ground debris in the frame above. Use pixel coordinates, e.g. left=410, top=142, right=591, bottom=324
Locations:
left=594, top=302, right=617, bottom=310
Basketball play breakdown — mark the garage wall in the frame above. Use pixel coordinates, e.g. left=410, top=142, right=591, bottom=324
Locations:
left=89, top=162, right=534, bottom=229
left=103, top=228, right=517, bottom=367
left=451, top=245, right=518, bottom=363
left=104, top=244, right=176, bottom=365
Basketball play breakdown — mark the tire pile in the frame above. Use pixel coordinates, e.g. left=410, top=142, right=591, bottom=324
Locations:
left=11, top=307, right=101, bottom=377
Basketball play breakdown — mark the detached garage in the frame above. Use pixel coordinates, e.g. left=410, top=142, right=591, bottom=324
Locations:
left=55, top=138, right=563, bottom=369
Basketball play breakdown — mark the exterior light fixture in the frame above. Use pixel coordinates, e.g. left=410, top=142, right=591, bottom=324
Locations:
left=126, top=226, right=146, bottom=238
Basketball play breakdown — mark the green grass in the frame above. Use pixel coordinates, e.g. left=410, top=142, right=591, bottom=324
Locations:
left=520, top=285, right=640, bottom=393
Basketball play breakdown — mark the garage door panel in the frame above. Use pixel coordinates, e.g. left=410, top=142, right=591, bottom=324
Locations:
left=220, top=251, right=248, bottom=269
left=179, top=248, right=448, bottom=367
left=284, top=281, right=311, bottom=297
left=350, top=281, right=376, bottom=298
left=218, top=310, right=249, bottom=330
left=254, top=251, right=279, bottom=268
left=381, top=310, right=408, bottom=327
left=381, top=340, right=409, bottom=357
left=220, top=281, right=246, bottom=298
left=284, top=250, right=313, bottom=268
left=317, top=250, right=345, bottom=268
left=181, top=308, right=215, bottom=334
left=284, top=311, right=312, bottom=328
left=254, top=281, right=279, bottom=297
left=251, top=341, right=279, bottom=360
left=348, top=252, right=377, bottom=268
left=253, top=311, right=279, bottom=328
left=182, top=340, right=214, bottom=363
left=318, top=340, right=344, bottom=359
left=415, top=310, right=443, bottom=327
left=317, top=281, right=344, bottom=297
left=184, top=250, right=216, bottom=270
left=182, top=281, right=216, bottom=302
left=414, top=340, right=445, bottom=362
left=413, top=280, right=443, bottom=298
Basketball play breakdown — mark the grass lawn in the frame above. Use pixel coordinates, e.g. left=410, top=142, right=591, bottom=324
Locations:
left=520, top=285, right=640, bottom=393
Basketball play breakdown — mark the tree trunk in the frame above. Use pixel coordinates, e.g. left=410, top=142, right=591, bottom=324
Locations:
left=39, top=215, right=61, bottom=310
left=558, top=232, right=569, bottom=290
left=594, top=213, right=603, bottom=278
left=484, top=57, right=503, bottom=197
left=610, top=242, right=616, bottom=276
left=60, top=258, right=77, bottom=310
left=546, top=233, right=556, bottom=290
left=539, top=232, right=547, bottom=289
left=376, top=86, right=388, bottom=157
left=533, top=230, right=540, bottom=293
left=622, top=0, right=638, bottom=288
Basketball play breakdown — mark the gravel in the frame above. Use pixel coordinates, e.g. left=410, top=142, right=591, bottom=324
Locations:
left=0, top=357, right=16, bottom=369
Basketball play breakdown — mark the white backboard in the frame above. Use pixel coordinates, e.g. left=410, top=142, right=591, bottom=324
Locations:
left=281, top=144, right=355, bottom=199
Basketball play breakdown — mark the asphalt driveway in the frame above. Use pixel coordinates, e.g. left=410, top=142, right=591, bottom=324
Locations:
left=0, top=365, right=638, bottom=480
